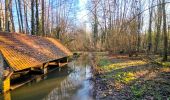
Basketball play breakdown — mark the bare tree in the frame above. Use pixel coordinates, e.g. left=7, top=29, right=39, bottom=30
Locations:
left=148, top=0, right=154, bottom=53
left=9, top=0, right=15, bottom=32
left=18, top=0, right=24, bottom=33
left=5, top=0, right=9, bottom=32
left=162, top=0, right=168, bottom=61
left=154, top=0, right=162, bottom=53
left=23, top=0, right=29, bottom=34
left=91, top=0, right=99, bottom=48
left=31, top=0, right=35, bottom=35
left=36, top=0, right=39, bottom=35
left=15, top=0, right=21, bottom=32
left=42, top=0, right=45, bottom=36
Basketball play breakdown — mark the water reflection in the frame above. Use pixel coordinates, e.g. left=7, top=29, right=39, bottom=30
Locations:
left=0, top=54, right=94, bottom=100
left=43, top=54, right=93, bottom=100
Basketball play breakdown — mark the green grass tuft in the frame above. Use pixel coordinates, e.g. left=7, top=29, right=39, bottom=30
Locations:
left=98, top=58, right=111, bottom=67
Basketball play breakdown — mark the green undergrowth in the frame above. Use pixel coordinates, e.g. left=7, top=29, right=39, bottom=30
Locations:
left=114, top=72, right=136, bottom=84
left=98, top=58, right=111, bottom=67
left=97, top=58, right=146, bottom=84
left=130, top=84, right=147, bottom=98
left=98, top=58, right=146, bottom=72
left=94, top=55, right=170, bottom=99
left=101, top=72, right=136, bottom=84
left=161, top=62, right=170, bottom=67
left=155, top=57, right=170, bottom=67
left=129, top=80, right=170, bottom=99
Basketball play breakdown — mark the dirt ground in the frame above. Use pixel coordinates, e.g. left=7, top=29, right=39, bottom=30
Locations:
left=91, top=54, right=170, bottom=100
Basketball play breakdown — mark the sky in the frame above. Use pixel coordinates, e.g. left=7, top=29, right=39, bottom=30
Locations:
left=77, top=0, right=91, bottom=32
left=77, top=0, right=88, bottom=23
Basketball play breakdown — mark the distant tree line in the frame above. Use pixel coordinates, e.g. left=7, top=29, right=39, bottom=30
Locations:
left=0, top=0, right=170, bottom=61
left=86, top=0, right=170, bottom=61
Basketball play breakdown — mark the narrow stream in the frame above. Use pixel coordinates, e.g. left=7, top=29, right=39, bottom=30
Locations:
left=0, top=54, right=94, bottom=100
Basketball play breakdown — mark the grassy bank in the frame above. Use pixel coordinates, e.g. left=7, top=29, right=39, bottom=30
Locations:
left=91, top=54, right=170, bottom=99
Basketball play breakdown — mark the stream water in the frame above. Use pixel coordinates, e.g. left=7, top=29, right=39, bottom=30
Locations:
left=0, top=54, right=94, bottom=100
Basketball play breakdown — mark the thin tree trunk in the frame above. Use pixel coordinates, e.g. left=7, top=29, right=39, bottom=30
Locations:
left=162, top=0, right=168, bottom=61
left=42, top=0, right=45, bottom=36
left=9, top=0, right=15, bottom=32
left=5, top=0, right=9, bottom=32
left=31, top=0, right=35, bottom=35
left=18, top=0, right=24, bottom=33
left=154, top=0, right=162, bottom=53
left=137, top=1, right=142, bottom=52
left=47, top=0, right=50, bottom=36
left=0, top=1, right=2, bottom=31
left=15, top=0, right=21, bottom=32
left=93, top=0, right=98, bottom=47
left=24, top=0, right=29, bottom=34
left=36, top=0, right=39, bottom=35
left=147, top=0, right=154, bottom=53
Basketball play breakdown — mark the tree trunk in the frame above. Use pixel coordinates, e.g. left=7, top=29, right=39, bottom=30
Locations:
left=137, top=1, right=142, bottom=52
left=162, top=0, right=168, bottom=61
left=0, top=1, right=2, bottom=31
left=18, top=0, right=24, bottom=33
left=154, top=0, right=162, bottom=53
left=36, top=0, right=39, bottom=35
left=24, top=0, right=29, bottom=34
left=15, top=0, right=21, bottom=32
left=93, top=0, right=98, bottom=48
left=147, top=0, right=154, bottom=53
left=42, top=0, right=45, bottom=36
left=31, top=0, right=35, bottom=35
left=9, top=0, right=15, bottom=32
left=5, top=0, right=9, bottom=32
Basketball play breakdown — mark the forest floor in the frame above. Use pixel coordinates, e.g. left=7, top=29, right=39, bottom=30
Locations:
left=91, top=53, right=170, bottom=100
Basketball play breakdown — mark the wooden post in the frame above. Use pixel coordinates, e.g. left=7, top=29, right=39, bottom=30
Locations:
left=2, top=71, right=13, bottom=93
left=58, top=60, right=61, bottom=67
left=66, top=57, right=68, bottom=63
left=3, top=77, right=10, bottom=93
left=42, top=67, right=48, bottom=74
left=42, top=63, right=48, bottom=74
left=4, top=91, right=11, bottom=100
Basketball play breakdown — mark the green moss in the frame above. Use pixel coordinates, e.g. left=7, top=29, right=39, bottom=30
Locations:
left=131, top=84, right=147, bottom=98
left=155, top=57, right=170, bottom=67
left=98, top=58, right=111, bottom=67
left=114, top=72, right=136, bottom=84
left=98, top=60, right=146, bottom=72
left=162, top=62, right=170, bottom=67
left=101, top=74, right=113, bottom=79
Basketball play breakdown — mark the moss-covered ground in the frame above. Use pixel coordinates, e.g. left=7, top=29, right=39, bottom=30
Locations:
left=92, top=54, right=170, bottom=100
